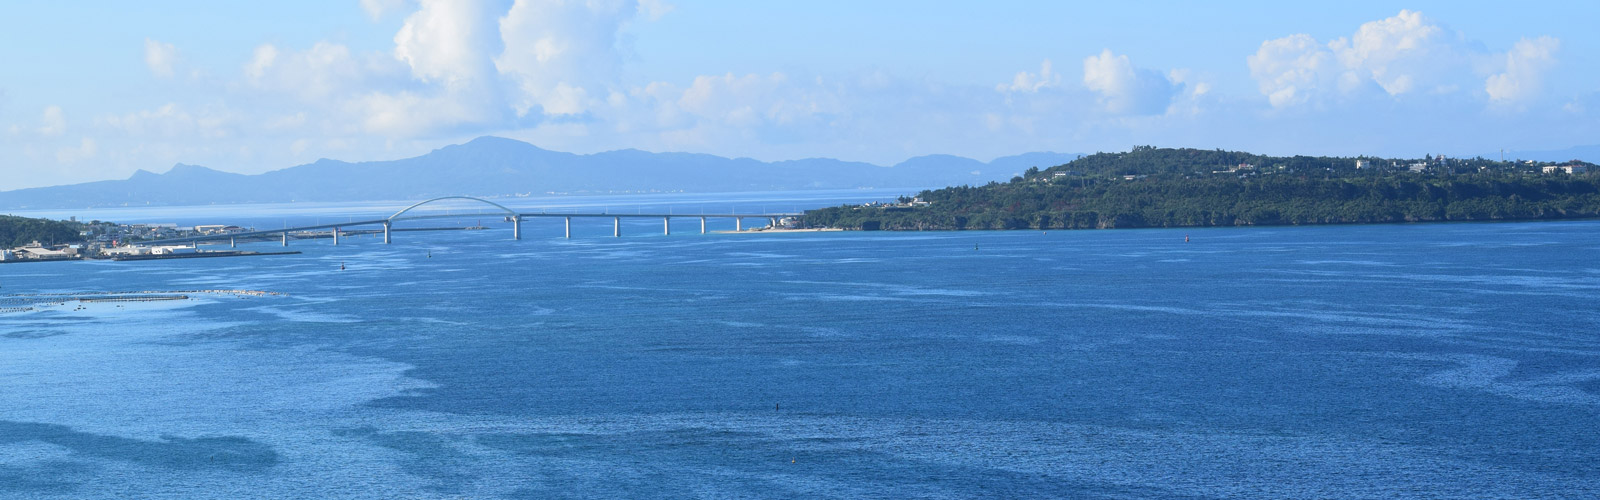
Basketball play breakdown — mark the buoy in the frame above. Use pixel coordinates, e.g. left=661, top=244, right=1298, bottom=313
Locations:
left=1184, top=234, right=1190, bottom=243
left=340, top=262, right=345, bottom=270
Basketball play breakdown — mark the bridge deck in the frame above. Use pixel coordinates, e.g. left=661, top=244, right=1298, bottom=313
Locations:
left=133, top=212, right=802, bottom=246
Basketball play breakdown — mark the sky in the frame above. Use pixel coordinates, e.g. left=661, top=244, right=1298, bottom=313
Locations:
left=2, top=1, right=1597, bottom=191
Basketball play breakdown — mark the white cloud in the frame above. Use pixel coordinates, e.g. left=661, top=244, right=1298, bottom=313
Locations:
left=998, top=59, right=1060, bottom=93
left=393, top=0, right=501, bottom=88
left=100, top=103, right=233, bottom=139
left=1247, top=34, right=1339, bottom=108
left=1486, top=36, right=1560, bottom=103
left=245, top=44, right=278, bottom=79
left=1082, top=49, right=1177, bottom=115
left=357, top=89, right=504, bottom=137
left=245, top=42, right=402, bottom=101
left=144, top=38, right=178, bottom=78
left=1329, top=10, right=1467, bottom=96
left=235, top=3, right=512, bottom=140
left=39, top=105, right=66, bottom=136
left=360, top=0, right=410, bottom=21
left=1248, top=10, right=1559, bottom=109
left=495, top=0, right=643, bottom=117
left=56, top=137, right=97, bottom=164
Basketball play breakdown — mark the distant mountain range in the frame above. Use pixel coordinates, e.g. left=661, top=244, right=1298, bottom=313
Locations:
left=0, top=136, right=1081, bottom=209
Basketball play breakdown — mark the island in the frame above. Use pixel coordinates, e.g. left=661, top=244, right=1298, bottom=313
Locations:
left=802, top=147, right=1600, bottom=230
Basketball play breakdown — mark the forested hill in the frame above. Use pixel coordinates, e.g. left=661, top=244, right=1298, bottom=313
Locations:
left=802, top=147, right=1600, bottom=230
left=0, top=216, right=82, bottom=247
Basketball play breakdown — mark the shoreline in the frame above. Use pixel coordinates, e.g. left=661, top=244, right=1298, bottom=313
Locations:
left=712, top=228, right=844, bottom=234
left=811, top=214, right=1600, bottom=233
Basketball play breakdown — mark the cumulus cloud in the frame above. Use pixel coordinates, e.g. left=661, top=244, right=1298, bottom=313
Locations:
left=145, top=38, right=178, bottom=78
left=997, top=59, right=1060, bottom=93
left=1330, top=10, right=1470, bottom=96
left=1486, top=36, right=1560, bottom=103
left=245, top=42, right=405, bottom=100
left=393, top=0, right=501, bottom=88
left=495, top=0, right=644, bottom=117
left=56, top=137, right=97, bottom=164
left=160, top=0, right=670, bottom=143
left=1082, top=49, right=1178, bottom=114
left=1247, top=34, right=1339, bottom=108
left=244, top=44, right=278, bottom=79
left=357, top=89, right=508, bottom=137
left=1248, top=10, right=1559, bottom=108
left=39, top=105, right=66, bottom=136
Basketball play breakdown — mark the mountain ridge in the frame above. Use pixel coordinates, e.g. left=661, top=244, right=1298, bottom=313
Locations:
left=0, top=136, right=1080, bottom=209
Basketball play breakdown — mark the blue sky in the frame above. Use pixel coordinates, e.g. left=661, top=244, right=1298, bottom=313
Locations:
left=2, top=1, right=1597, bottom=190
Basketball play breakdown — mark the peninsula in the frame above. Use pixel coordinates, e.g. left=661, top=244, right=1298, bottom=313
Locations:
left=802, top=147, right=1600, bottom=230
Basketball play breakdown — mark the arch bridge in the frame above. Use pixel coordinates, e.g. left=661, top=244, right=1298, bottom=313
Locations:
left=134, top=196, right=802, bottom=247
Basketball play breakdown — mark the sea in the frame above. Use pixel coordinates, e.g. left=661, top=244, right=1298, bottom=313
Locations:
left=2, top=189, right=1598, bottom=499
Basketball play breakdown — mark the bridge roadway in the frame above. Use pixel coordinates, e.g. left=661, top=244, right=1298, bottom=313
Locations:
left=135, top=196, right=804, bottom=247
left=136, top=211, right=803, bottom=247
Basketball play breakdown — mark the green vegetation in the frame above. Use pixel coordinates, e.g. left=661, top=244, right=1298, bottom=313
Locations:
left=804, top=147, right=1600, bottom=230
left=0, top=215, right=84, bottom=247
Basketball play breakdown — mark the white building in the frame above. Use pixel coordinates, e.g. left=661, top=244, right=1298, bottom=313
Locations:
left=150, top=245, right=198, bottom=255
left=15, top=244, right=74, bottom=260
left=101, top=246, right=149, bottom=257
left=1543, top=165, right=1588, bottom=174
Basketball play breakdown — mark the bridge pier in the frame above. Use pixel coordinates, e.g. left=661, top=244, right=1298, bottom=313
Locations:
left=282, top=232, right=288, bottom=246
left=700, top=217, right=706, bottom=234
left=383, top=221, right=392, bottom=244
left=564, top=217, right=571, bottom=239
left=663, top=217, right=670, bottom=235
left=769, top=217, right=777, bottom=229
left=735, top=217, right=742, bottom=231
left=613, top=217, right=620, bottom=237
left=230, top=237, right=235, bottom=248
left=333, top=227, right=339, bottom=246
left=512, top=216, right=522, bottom=241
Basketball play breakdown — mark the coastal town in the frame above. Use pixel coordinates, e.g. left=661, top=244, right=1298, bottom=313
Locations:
left=0, top=221, right=255, bottom=262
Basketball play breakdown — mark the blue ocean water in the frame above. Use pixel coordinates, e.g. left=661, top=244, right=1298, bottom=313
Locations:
left=3, top=195, right=1600, bottom=498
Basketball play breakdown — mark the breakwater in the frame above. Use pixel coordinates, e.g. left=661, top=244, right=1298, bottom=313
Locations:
left=2, top=289, right=284, bottom=298
left=109, top=250, right=300, bottom=261
left=79, top=295, right=189, bottom=303
left=0, top=289, right=285, bottom=314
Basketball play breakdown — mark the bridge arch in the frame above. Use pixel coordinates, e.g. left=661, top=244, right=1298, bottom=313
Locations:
left=387, top=196, right=518, bottom=221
